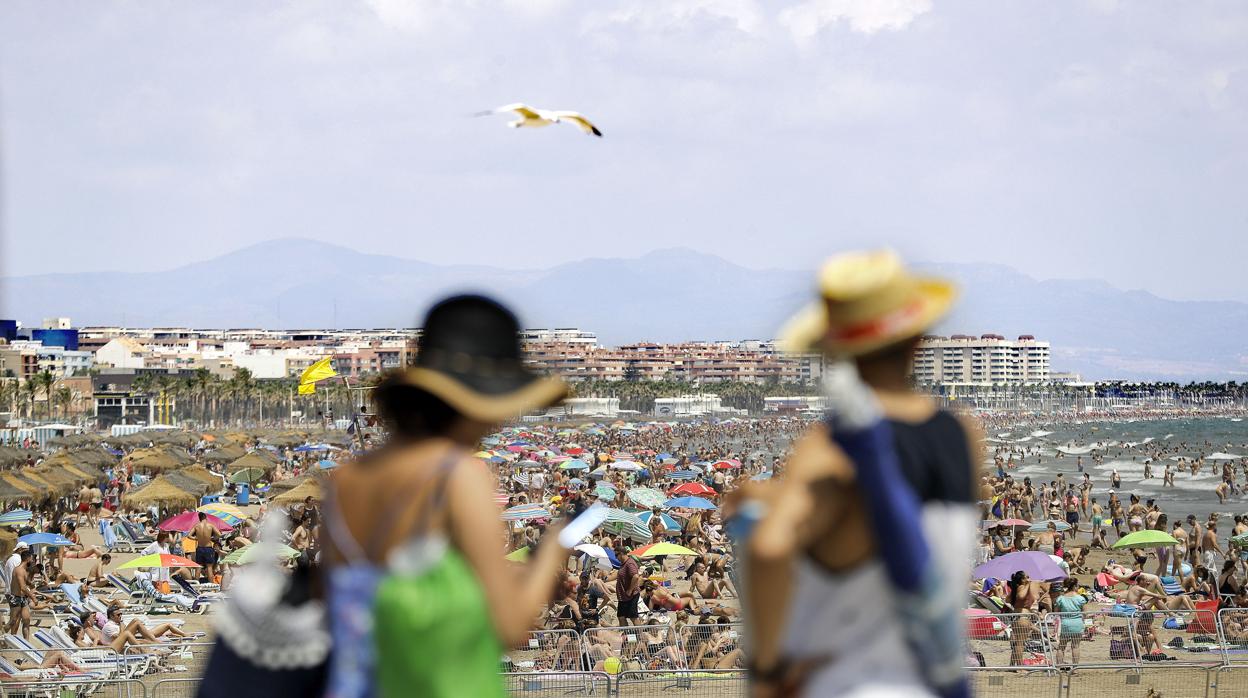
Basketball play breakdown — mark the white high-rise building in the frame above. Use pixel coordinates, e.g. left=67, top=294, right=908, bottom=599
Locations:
left=911, top=334, right=1051, bottom=387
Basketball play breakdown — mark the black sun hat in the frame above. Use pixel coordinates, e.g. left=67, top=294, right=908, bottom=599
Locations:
left=400, top=295, right=567, bottom=422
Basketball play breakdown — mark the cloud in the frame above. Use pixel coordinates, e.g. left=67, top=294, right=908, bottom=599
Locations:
left=779, top=0, right=932, bottom=40
left=595, top=0, right=765, bottom=34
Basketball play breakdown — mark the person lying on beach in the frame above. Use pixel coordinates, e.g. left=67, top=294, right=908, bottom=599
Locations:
left=642, top=581, right=699, bottom=614
left=1103, top=563, right=1167, bottom=597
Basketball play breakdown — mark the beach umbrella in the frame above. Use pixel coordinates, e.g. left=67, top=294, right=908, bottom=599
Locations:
left=494, top=492, right=511, bottom=507
left=197, top=502, right=245, bottom=519
left=504, top=547, right=530, bottom=562
left=0, top=510, right=32, bottom=527
left=989, top=519, right=1031, bottom=529
left=1028, top=520, right=1072, bottom=532
left=668, top=471, right=698, bottom=481
left=574, top=543, right=621, bottom=569
left=711, top=460, right=740, bottom=470
left=273, top=480, right=322, bottom=505
left=593, top=485, right=617, bottom=500
left=568, top=478, right=586, bottom=487
left=664, top=496, right=717, bottom=510
left=602, top=509, right=650, bottom=543
left=197, top=507, right=244, bottom=527
left=1232, top=533, right=1248, bottom=547
left=560, top=459, right=590, bottom=471
left=750, top=471, right=774, bottom=481
left=229, top=467, right=268, bottom=485
left=670, top=482, right=715, bottom=497
left=564, top=447, right=585, bottom=456
left=159, top=511, right=234, bottom=534
left=473, top=451, right=495, bottom=460
left=972, top=551, right=1067, bottom=582
left=511, top=472, right=530, bottom=487
left=18, top=533, right=74, bottom=548
left=318, top=459, right=338, bottom=470
left=587, top=466, right=608, bottom=480
left=636, top=511, right=680, bottom=532
left=1112, top=530, right=1180, bottom=549
left=222, top=543, right=299, bottom=565
left=610, top=461, right=643, bottom=472
left=626, top=488, right=667, bottom=509
left=118, top=553, right=200, bottom=570
left=501, top=503, right=548, bottom=522
left=630, top=542, right=698, bottom=558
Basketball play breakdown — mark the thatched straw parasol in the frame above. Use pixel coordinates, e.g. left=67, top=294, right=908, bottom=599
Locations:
left=0, top=447, right=36, bottom=468
left=0, top=478, right=33, bottom=506
left=123, top=475, right=198, bottom=510
left=227, top=452, right=276, bottom=475
left=163, top=472, right=210, bottom=497
left=201, top=445, right=246, bottom=463
left=273, top=479, right=321, bottom=505
left=28, top=466, right=80, bottom=492
left=267, top=472, right=313, bottom=494
left=0, top=528, right=15, bottom=560
left=16, top=470, right=64, bottom=497
left=2, top=473, right=48, bottom=501
left=126, top=447, right=192, bottom=473
left=179, top=465, right=224, bottom=490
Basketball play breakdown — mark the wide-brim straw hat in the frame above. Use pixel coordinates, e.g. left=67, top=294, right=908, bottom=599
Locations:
left=779, top=249, right=956, bottom=357
left=399, top=294, right=567, bottom=422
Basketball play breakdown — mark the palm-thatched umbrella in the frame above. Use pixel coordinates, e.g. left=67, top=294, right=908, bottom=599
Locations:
left=28, top=466, right=80, bottom=493
left=201, top=445, right=246, bottom=464
left=273, top=479, right=321, bottom=505
left=268, top=472, right=313, bottom=494
left=123, top=475, right=198, bottom=510
left=163, top=471, right=210, bottom=498
left=70, top=450, right=117, bottom=467
left=2, top=473, right=48, bottom=502
left=0, top=447, right=35, bottom=468
left=16, top=469, right=66, bottom=498
left=126, top=448, right=192, bottom=473
left=179, top=465, right=224, bottom=490
left=0, top=528, right=16, bottom=560
left=227, top=452, right=276, bottom=477
left=0, top=478, right=33, bottom=506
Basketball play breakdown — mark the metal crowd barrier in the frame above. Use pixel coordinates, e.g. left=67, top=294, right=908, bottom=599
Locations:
left=613, top=670, right=746, bottom=697
left=500, top=671, right=611, bottom=696
left=150, top=678, right=200, bottom=698
left=582, top=624, right=685, bottom=671
left=125, top=641, right=217, bottom=678
left=502, top=629, right=584, bottom=673
left=0, top=677, right=146, bottom=698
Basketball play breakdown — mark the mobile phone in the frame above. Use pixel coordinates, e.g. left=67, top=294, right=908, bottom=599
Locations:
left=558, top=504, right=609, bottom=549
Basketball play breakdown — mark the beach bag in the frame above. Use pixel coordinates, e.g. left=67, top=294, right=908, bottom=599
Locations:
left=1109, top=638, right=1133, bottom=659
left=1163, top=617, right=1185, bottom=630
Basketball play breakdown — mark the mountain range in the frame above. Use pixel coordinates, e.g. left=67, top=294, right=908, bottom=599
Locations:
left=3, top=238, right=1246, bottom=381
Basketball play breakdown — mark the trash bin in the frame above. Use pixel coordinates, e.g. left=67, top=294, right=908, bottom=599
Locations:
left=236, top=483, right=250, bottom=506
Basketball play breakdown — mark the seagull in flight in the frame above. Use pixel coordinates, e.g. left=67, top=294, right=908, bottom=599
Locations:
left=476, top=103, right=603, bottom=137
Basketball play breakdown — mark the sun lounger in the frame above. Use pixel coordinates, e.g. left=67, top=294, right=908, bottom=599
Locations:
left=34, top=627, right=152, bottom=677
left=3, top=633, right=130, bottom=681
left=0, top=656, right=106, bottom=698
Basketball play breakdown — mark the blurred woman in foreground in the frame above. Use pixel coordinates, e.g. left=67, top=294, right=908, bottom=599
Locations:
left=325, top=295, right=570, bottom=697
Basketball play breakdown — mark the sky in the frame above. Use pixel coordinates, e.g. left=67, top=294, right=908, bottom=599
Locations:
left=1, top=1, right=1246, bottom=302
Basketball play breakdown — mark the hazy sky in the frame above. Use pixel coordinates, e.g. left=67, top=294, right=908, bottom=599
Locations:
left=2, top=1, right=1246, bottom=301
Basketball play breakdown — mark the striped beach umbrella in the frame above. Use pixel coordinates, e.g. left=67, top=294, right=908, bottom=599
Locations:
left=594, top=484, right=617, bottom=500
left=626, top=487, right=667, bottom=509
left=0, top=509, right=32, bottom=526
left=667, top=471, right=698, bottom=481
left=501, top=503, right=548, bottom=522
left=636, top=511, right=680, bottom=532
left=602, top=509, right=650, bottom=542
left=118, top=553, right=200, bottom=570
left=222, top=543, right=299, bottom=565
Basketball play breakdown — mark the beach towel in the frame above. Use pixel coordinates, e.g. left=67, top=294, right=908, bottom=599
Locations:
left=99, top=518, right=117, bottom=549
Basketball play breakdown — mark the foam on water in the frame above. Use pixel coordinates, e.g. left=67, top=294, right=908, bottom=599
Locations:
left=1208, top=452, right=1244, bottom=460
left=1031, top=430, right=1054, bottom=437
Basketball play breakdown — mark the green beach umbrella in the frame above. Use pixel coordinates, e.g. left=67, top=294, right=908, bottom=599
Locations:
left=594, top=484, right=617, bottom=500
left=626, top=487, right=667, bottom=509
left=221, top=543, right=300, bottom=565
left=504, top=546, right=531, bottom=562
left=1112, top=530, right=1179, bottom=549
left=603, top=509, right=651, bottom=543
left=229, top=467, right=267, bottom=484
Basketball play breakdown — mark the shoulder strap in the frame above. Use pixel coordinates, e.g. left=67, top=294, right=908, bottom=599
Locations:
left=362, top=448, right=460, bottom=561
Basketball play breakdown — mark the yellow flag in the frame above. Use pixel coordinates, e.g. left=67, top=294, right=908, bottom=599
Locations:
left=298, top=382, right=316, bottom=395
left=300, top=357, right=337, bottom=385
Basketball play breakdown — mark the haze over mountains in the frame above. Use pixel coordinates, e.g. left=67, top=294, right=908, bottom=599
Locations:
left=3, top=238, right=1246, bottom=381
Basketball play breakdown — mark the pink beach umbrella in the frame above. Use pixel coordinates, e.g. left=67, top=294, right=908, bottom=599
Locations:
left=158, top=511, right=234, bottom=533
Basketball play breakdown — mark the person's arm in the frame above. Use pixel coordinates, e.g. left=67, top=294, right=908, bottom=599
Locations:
left=449, top=458, right=566, bottom=648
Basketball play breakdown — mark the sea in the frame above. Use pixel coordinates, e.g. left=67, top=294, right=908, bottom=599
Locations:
left=987, top=415, right=1248, bottom=523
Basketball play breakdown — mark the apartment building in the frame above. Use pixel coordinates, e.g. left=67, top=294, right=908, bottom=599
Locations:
left=911, top=334, right=1051, bottom=387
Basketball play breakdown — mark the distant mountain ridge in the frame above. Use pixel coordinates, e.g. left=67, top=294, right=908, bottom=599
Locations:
left=3, top=238, right=1246, bottom=380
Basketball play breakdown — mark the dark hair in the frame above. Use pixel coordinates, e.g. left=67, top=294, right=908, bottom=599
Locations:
left=372, top=375, right=461, bottom=440
left=101, top=554, right=112, bottom=562
left=1063, top=577, right=1080, bottom=591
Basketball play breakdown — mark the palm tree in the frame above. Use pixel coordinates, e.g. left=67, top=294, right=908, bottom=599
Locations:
left=53, top=386, right=73, bottom=421
left=20, top=380, right=37, bottom=420
left=33, top=370, right=55, bottom=420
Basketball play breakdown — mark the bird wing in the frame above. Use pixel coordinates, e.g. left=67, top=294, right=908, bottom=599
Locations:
left=550, top=111, right=603, bottom=137
left=495, top=103, right=542, bottom=119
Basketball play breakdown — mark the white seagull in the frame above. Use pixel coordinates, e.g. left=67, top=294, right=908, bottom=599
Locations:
left=476, top=103, right=603, bottom=137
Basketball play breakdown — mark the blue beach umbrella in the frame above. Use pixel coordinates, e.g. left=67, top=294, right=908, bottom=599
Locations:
left=667, top=470, right=698, bottom=481
left=636, top=511, right=681, bottom=532
left=19, top=533, right=74, bottom=548
left=664, top=496, right=717, bottom=510
left=0, top=510, right=33, bottom=526
left=318, top=459, right=338, bottom=470
left=560, top=459, right=590, bottom=471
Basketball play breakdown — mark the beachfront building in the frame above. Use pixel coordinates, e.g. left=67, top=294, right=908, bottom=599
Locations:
left=654, top=394, right=746, bottom=418
left=522, top=339, right=823, bottom=384
left=548, top=397, right=620, bottom=418
left=912, top=334, right=1051, bottom=387
left=763, top=396, right=828, bottom=414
